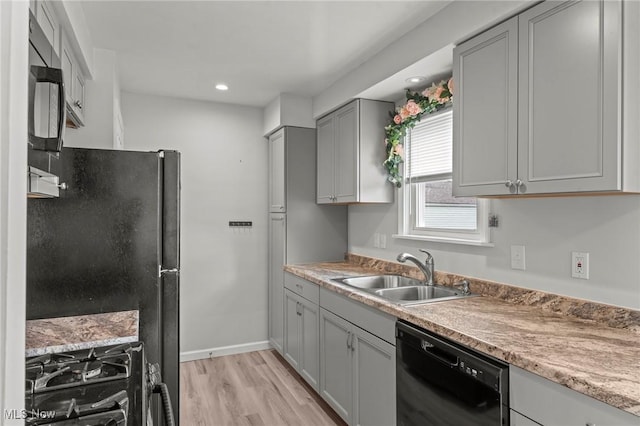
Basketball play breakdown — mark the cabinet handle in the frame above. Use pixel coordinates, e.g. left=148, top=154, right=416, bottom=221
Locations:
left=74, top=100, right=83, bottom=109
left=346, top=331, right=351, bottom=349
left=505, top=180, right=514, bottom=188
left=515, top=179, right=523, bottom=188
left=350, top=333, right=355, bottom=352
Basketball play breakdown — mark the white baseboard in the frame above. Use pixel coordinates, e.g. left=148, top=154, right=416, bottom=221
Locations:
left=180, top=340, right=272, bottom=363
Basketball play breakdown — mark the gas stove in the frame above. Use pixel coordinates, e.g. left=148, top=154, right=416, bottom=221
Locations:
left=24, top=342, right=147, bottom=426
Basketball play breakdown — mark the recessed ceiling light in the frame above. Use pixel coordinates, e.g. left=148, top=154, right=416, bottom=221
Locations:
left=405, top=76, right=426, bottom=84
left=215, top=83, right=229, bottom=91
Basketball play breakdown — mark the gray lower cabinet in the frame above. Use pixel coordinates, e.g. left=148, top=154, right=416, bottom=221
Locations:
left=283, top=288, right=319, bottom=391
left=510, top=366, right=638, bottom=425
left=319, top=308, right=352, bottom=422
left=319, top=287, right=396, bottom=426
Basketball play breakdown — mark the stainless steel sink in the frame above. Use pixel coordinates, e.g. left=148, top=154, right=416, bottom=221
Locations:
left=374, top=285, right=462, bottom=303
left=333, top=275, right=477, bottom=306
left=338, top=275, right=423, bottom=290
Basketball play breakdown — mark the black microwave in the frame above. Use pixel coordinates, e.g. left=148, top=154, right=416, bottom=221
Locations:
left=28, top=11, right=65, bottom=198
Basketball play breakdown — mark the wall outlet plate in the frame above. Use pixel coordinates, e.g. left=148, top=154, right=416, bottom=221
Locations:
left=571, top=251, right=589, bottom=279
left=511, top=245, right=526, bottom=270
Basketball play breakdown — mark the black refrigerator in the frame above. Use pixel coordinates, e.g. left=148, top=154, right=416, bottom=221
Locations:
left=26, top=147, right=180, bottom=423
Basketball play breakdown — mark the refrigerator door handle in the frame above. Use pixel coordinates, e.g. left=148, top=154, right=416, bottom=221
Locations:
left=158, top=265, right=180, bottom=278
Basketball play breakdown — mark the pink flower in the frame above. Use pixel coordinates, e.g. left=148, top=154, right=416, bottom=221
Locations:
left=447, top=77, right=454, bottom=95
left=399, top=106, right=410, bottom=120
left=422, top=85, right=436, bottom=99
left=434, top=86, right=444, bottom=100
left=393, top=114, right=402, bottom=124
left=405, top=99, right=422, bottom=116
left=393, top=144, right=404, bottom=158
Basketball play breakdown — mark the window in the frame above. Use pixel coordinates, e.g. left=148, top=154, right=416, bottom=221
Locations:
left=397, top=108, right=490, bottom=245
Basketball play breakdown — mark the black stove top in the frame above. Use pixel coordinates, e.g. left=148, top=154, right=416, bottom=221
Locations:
left=24, top=343, right=147, bottom=426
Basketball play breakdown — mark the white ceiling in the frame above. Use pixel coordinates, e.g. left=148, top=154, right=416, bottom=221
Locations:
left=80, top=1, right=452, bottom=107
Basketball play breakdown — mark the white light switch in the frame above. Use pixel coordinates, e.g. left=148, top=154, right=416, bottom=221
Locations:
left=511, top=245, right=526, bottom=270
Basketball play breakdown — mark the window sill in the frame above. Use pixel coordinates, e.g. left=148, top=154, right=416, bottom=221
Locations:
left=392, top=233, right=494, bottom=247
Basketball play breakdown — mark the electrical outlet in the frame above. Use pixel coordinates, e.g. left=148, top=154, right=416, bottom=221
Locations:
left=510, top=245, right=526, bottom=270
left=380, top=234, right=387, bottom=249
left=571, top=252, right=589, bottom=279
left=373, top=233, right=380, bottom=248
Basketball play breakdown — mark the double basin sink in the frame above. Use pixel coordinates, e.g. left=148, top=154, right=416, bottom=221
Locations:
left=333, top=275, right=477, bottom=306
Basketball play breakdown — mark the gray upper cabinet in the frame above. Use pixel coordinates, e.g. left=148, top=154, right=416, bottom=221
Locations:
left=61, top=33, right=86, bottom=128
left=269, top=128, right=286, bottom=212
left=454, top=0, right=640, bottom=196
left=317, top=99, right=395, bottom=204
left=453, top=17, right=518, bottom=196
left=518, top=0, right=620, bottom=194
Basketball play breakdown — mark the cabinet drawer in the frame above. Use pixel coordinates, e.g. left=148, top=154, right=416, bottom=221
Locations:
left=510, top=366, right=637, bottom=425
left=284, top=272, right=319, bottom=305
left=320, top=287, right=395, bottom=345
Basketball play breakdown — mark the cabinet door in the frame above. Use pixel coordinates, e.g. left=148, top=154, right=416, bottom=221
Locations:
left=36, top=0, right=59, bottom=55
left=61, top=41, right=73, bottom=104
left=299, top=296, right=319, bottom=392
left=518, top=0, right=620, bottom=194
left=269, top=128, right=286, bottom=212
left=317, top=114, right=335, bottom=204
left=453, top=17, right=518, bottom=196
left=283, top=290, right=300, bottom=370
left=72, top=70, right=85, bottom=123
left=268, top=214, right=286, bottom=354
left=352, top=327, right=396, bottom=426
left=319, top=308, right=352, bottom=424
left=334, top=102, right=359, bottom=203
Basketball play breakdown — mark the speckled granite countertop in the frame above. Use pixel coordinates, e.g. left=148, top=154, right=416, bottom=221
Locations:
left=25, top=310, right=139, bottom=357
left=284, top=254, right=640, bottom=417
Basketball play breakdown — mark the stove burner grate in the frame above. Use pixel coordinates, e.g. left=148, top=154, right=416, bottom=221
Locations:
left=26, top=346, right=133, bottom=394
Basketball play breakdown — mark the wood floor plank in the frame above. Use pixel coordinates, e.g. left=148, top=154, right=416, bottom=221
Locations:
left=180, top=349, right=347, bottom=426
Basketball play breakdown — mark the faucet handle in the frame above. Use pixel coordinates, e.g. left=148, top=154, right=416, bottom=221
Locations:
left=418, top=249, right=433, bottom=263
left=453, top=279, right=470, bottom=295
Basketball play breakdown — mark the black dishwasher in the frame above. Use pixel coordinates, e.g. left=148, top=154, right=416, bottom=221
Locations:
left=396, top=321, right=509, bottom=426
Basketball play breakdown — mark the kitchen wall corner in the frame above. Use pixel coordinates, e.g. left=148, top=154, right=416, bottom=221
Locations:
left=121, top=91, right=269, bottom=356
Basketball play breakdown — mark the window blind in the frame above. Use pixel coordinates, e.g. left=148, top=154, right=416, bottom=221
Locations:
left=408, top=109, right=453, bottom=179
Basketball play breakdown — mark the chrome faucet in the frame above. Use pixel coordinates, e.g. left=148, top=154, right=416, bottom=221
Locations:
left=397, top=249, right=434, bottom=285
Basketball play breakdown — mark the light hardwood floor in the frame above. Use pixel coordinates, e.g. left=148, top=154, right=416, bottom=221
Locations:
left=180, top=349, right=347, bottom=426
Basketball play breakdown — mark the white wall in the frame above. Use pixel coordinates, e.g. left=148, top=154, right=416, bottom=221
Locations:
left=349, top=195, right=640, bottom=309
left=121, top=92, right=269, bottom=356
left=0, top=2, right=28, bottom=424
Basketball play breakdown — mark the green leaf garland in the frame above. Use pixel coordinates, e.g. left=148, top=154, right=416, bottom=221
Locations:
left=383, top=78, right=454, bottom=187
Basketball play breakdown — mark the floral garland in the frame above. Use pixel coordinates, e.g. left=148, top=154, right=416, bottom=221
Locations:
left=383, top=78, right=453, bottom=187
